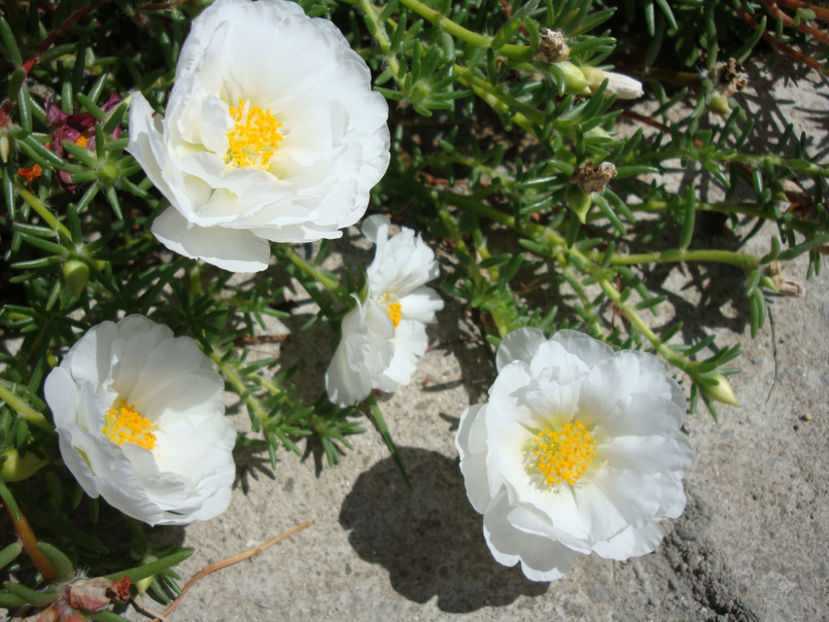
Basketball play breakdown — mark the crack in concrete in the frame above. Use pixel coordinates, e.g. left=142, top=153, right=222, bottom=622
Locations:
left=662, top=499, right=761, bottom=622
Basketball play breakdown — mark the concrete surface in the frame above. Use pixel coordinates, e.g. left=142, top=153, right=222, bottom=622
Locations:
left=143, top=59, right=829, bottom=622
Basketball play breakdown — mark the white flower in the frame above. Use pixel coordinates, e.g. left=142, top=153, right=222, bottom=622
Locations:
left=455, top=327, right=692, bottom=581
left=127, top=0, right=390, bottom=272
left=43, top=315, right=236, bottom=526
left=325, top=215, right=444, bottom=405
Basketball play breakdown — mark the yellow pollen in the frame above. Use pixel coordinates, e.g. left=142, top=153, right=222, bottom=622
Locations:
left=103, top=401, right=156, bottom=450
left=533, top=421, right=596, bottom=486
left=386, top=302, right=403, bottom=329
left=74, top=135, right=89, bottom=148
left=225, top=99, right=284, bottom=170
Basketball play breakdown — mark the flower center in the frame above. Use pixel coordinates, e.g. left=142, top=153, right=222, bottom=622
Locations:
left=225, top=99, right=284, bottom=170
left=533, top=421, right=596, bottom=486
left=379, top=293, right=402, bottom=329
left=103, top=401, right=156, bottom=450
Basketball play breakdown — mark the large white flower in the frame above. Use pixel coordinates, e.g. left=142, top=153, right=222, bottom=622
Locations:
left=127, top=0, right=390, bottom=272
left=325, top=215, right=444, bottom=405
left=456, top=328, right=692, bottom=581
left=43, top=315, right=236, bottom=526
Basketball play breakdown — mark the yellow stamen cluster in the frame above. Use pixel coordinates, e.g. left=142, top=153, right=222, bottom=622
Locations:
left=380, top=293, right=403, bottom=329
left=225, top=99, right=284, bottom=170
left=103, top=401, right=156, bottom=450
left=533, top=421, right=596, bottom=486
left=386, top=301, right=403, bottom=329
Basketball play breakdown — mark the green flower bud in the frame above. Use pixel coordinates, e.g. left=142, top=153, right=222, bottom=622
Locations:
left=708, top=92, right=730, bottom=116
left=134, top=575, right=154, bottom=595
left=566, top=185, right=591, bottom=224
left=0, top=132, right=10, bottom=163
left=63, top=260, right=90, bottom=295
left=0, top=448, right=47, bottom=482
left=555, top=61, right=592, bottom=95
left=700, top=373, right=739, bottom=407
left=97, top=161, right=119, bottom=186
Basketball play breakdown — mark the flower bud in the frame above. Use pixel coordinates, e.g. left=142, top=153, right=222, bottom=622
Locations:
left=581, top=67, right=644, bottom=99
left=555, top=61, right=592, bottom=95
left=700, top=373, right=739, bottom=407
left=96, top=161, right=119, bottom=186
left=566, top=185, right=591, bottom=224
left=0, top=132, right=10, bottom=163
left=707, top=92, right=730, bottom=116
left=62, top=260, right=90, bottom=296
left=0, top=448, right=47, bottom=482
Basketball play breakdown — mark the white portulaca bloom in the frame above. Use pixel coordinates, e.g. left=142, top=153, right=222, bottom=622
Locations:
left=127, top=0, right=390, bottom=272
left=456, top=327, right=692, bottom=581
left=44, top=315, right=236, bottom=526
left=325, top=215, right=444, bottom=406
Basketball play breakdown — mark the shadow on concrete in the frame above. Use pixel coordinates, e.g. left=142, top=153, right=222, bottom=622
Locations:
left=339, top=447, right=548, bottom=612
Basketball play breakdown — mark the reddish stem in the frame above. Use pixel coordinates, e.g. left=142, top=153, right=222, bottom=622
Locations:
left=2, top=501, right=57, bottom=583
left=765, top=0, right=829, bottom=46
left=776, top=0, right=829, bottom=22
left=739, top=8, right=829, bottom=74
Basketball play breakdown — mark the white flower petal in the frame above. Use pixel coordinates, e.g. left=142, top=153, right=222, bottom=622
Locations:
left=325, top=220, right=441, bottom=404
left=483, top=489, right=578, bottom=581
left=495, top=327, right=546, bottom=371
left=456, top=328, right=692, bottom=579
left=128, top=0, right=390, bottom=272
left=44, top=315, right=236, bottom=526
left=151, top=206, right=270, bottom=272
left=456, top=404, right=491, bottom=513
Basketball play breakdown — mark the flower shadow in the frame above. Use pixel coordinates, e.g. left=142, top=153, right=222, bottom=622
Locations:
left=339, top=447, right=547, bottom=613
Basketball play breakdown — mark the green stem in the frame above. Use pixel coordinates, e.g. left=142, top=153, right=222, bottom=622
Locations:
left=435, top=200, right=511, bottom=337
left=397, top=0, right=532, bottom=60
left=209, top=351, right=269, bottom=428
left=593, top=274, right=691, bottom=372
left=0, top=383, right=51, bottom=431
left=279, top=245, right=344, bottom=298
left=15, top=183, right=71, bottom=240
left=359, top=0, right=403, bottom=81
left=640, top=148, right=829, bottom=177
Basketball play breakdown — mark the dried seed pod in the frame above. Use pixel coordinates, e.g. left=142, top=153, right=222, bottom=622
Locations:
left=575, top=162, right=617, bottom=194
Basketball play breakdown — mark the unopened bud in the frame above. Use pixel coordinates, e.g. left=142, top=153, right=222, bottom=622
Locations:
left=708, top=92, right=730, bottom=116
left=0, top=448, right=47, bottom=482
left=566, top=185, right=591, bottom=223
left=535, top=29, right=570, bottom=62
left=96, top=161, right=119, bottom=186
left=556, top=61, right=592, bottom=95
left=581, top=67, right=644, bottom=99
left=700, top=373, right=739, bottom=407
left=62, top=260, right=90, bottom=296
left=0, top=133, right=10, bottom=163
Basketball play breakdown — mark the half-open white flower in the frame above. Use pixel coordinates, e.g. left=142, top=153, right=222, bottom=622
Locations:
left=456, top=328, right=692, bottom=581
left=44, top=315, right=236, bottom=526
left=325, top=215, right=444, bottom=405
left=127, top=0, right=390, bottom=272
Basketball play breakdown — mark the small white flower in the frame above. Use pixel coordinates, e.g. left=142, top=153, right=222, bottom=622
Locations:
left=127, top=0, right=390, bottom=272
left=456, top=328, right=692, bottom=581
left=325, top=215, right=444, bottom=405
left=44, top=315, right=236, bottom=526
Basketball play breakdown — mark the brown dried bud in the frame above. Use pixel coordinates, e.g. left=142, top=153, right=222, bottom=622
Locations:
left=765, top=261, right=804, bottom=297
left=66, top=576, right=131, bottom=612
left=714, top=58, right=748, bottom=98
left=575, top=162, right=617, bottom=194
left=534, top=28, right=570, bottom=62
